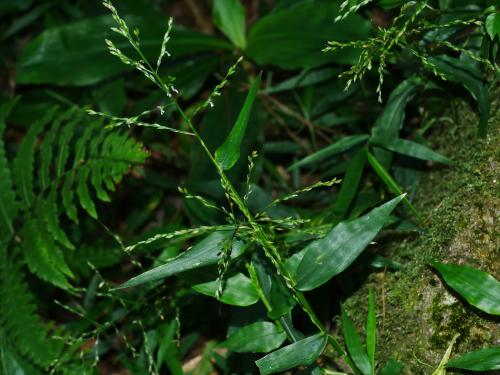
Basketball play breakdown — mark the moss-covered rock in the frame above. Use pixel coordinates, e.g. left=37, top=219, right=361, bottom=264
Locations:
left=343, top=100, right=499, bottom=374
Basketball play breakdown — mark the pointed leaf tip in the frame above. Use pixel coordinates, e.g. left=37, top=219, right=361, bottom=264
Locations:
left=215, top=72, right=261, bottom=170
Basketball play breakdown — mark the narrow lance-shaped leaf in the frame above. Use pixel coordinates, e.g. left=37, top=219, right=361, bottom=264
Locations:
left=431, top=261, right=500, bottom=315
left=370, top=136, right=452, bottom=165
left=289, top=134, right=369, bottom=170
left=251, top=253, right=296, bottom=319
left=215, top=72, right=261, bottom=170
left=223, top=322, right=286, bottom=353
left=431, top=334, right=459, bottom=375
left=295, top=195, right=404, bottom=291
left=366, top=151, right=418, bottom=217
left=341, top=305, right=372, bottom=375
left=213, top=0, right=246, bottom=49
left=446, top=346, right=500, bottom=371
left=332, top=147, right=366, bottom=220
left=366, top=290, right=376, bottom=373
left=371, top=76, right=421, bottom=169
left=255, top=334, right=327, bottom=375
left=117, top=230, right=247, bottom=289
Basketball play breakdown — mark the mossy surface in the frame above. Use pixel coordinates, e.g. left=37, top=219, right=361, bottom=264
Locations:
left=342, top=98, right=499, bottom=374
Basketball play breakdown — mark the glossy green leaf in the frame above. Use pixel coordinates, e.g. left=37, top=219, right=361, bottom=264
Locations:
left=341, top=305, right=372, bottom=375
left=486, top=12, right=500, bottom=40
left=255, top=334, right=326, bottom=375
left=446, top=346, right=500, bottom=371
left=182, top=270, right=259, bottom=307
left=213, top=0, right=246, bottom=49
left=380, top=359, right=404, bottom=375
left=117, top=230, right=247, bottom=289
left=431, top=261, right=500, bottom=315
left=332, top=148, right=366, bottom=220
left=246, top=0, right=371, bottom=69
left=17, top=15, right=231, bottom=86
left=295, top=195, right=404, bottom=291
left=371, top=136, right=452, bottom=165
left=215, top=72, right=261, bottom=170
left=366, top=290, right=376, bottom=372
left=251, top=254, right=296, bottom=319
left=289, top=134, right=369, bottom=170
left=428, top=55, right=490, bottom=137
left=366, top=151, right=418, bottom=217
left=224, top=322, right=286, bottom=353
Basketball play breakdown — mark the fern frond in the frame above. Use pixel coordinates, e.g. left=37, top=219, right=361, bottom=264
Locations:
left=2, top=106, right=148, bottom=289
left=22, top=213, right=74, bottom=290
left=0, top=251, right=63, bottom=369
left=0, top=100, right=19, bottom=243
left=13, top=107, right=58, bottom=209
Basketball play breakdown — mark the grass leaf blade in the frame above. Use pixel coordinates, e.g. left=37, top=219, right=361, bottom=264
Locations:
left=295, top=195, right=404, bottom=291
left=215, top=72, right=261, bottom=170
left=341, top=305, right=372, bottom=375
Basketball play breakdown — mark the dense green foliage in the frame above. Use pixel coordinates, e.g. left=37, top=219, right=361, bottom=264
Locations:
left=0, top=0, right=499, bottom=374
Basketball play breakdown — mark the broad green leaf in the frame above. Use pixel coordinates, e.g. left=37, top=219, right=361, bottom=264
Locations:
left=486, top=12, right=500, bottom=40
left=431, top=261, right=500, bottom=315
left=341, top=305, right=372, bottom=375
left=366, top=290, right=376, bottom=372
left=223, top=322, right=286, bottom=353
left=371, top=76, right=421, bottom=169
left=446, top=346, right=500, bottom=371
left=215, top=72, right=261, bottom=170
left=332, top=148, right=366, bottom=220
left=371, top=136, right=452, bottom=165
left=17, top=15, right=231, bottom=86
left=251, top=254, right=296, bottom=319
left=295, top=195, right=404, bottom=291
left=289, top=134, right=369, bottom=170
left=255, top=334, right=327, bottom=375
left=380, top=359, right=404, bottom=375
left=246, top=0, right=371, bottom=69
left=366, top=151, right=418, bottom=217
left=182, top=270, right=259, bottom=307
left=428, top=55, right=490, bottom=137
left=117, top=230, right=247, bottom=289
left=213, top=0, right=246, bottom=49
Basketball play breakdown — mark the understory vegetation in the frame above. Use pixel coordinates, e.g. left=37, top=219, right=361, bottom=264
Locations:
left=0, top=0, right=499, bottom=374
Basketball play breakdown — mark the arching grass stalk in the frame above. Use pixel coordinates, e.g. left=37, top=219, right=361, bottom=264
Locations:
left=101, top=0, right=354, bottom=366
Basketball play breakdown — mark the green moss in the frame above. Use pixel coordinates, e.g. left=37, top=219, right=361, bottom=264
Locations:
left=341, top=98, right=499, bottom=374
